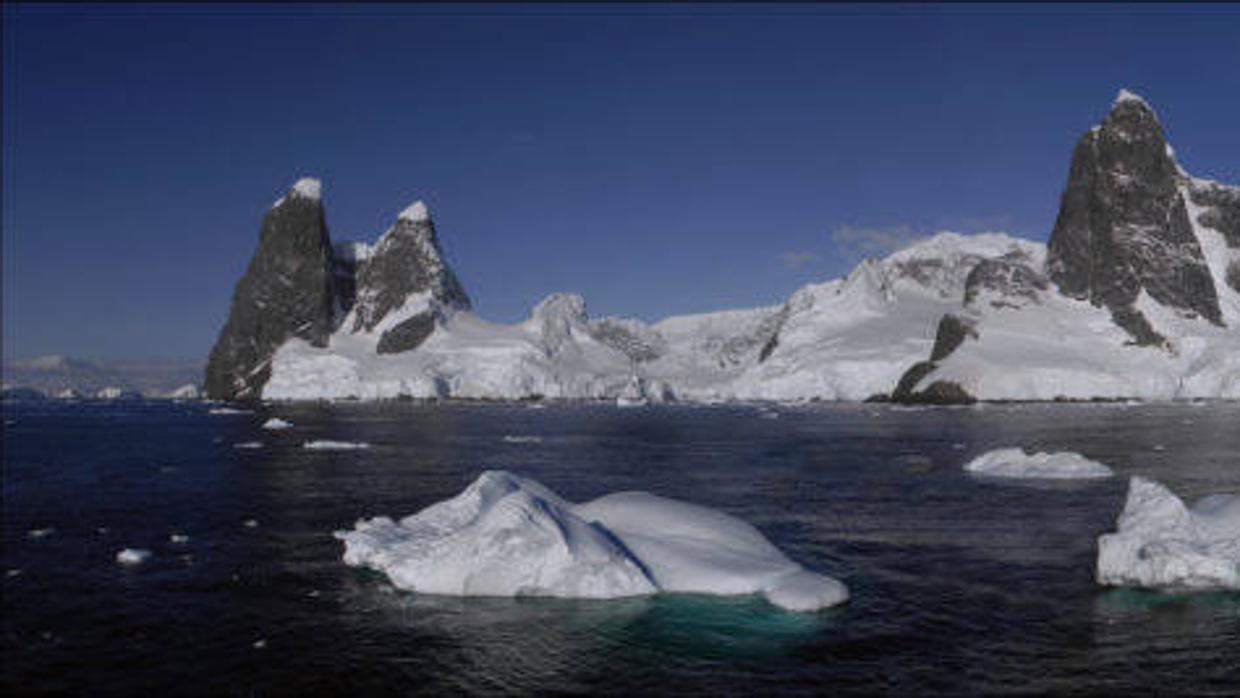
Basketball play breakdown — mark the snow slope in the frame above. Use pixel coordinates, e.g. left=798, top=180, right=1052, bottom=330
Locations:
left=1096, top=477, right=1239, bottom=590
left=911, top=201, right=1240, bottom=400
left=336, top=470, right=849, bottom=611
left=266, top=232, right=1041, bottom=402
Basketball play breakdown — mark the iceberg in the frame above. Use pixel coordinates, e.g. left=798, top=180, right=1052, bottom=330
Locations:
left=261, top=417, right=294, bottom=430
left=335, top=471, right=848, bottom=612
left=1096, top=476, right=1240, bottom=591
left=963, top=447, right=1113, bottom=479
left=116, top=548, right=152, bottom=566
left=304, top=440, right=371, bottom=450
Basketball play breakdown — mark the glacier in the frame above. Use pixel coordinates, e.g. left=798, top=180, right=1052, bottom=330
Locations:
left=335, top=470, right=849, bottom=612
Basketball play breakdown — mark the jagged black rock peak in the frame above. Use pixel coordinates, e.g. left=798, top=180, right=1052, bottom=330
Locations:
left=205, top=179, right=337, bottom=401
left=350, top=202, right=471, bottom=335
left=1045, top=90, right=1222, bottom=341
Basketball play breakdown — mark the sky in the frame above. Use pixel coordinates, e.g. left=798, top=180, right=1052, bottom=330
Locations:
left=3, top=3, right=1239, bottom=364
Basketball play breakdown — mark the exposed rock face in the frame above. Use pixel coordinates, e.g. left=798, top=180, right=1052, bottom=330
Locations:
left=1188, top=179, right=1240, bottom=294
left=205, top=179, right=337, bottom=400
left=1045, top=91, right=1222, bottom=341
left=964, top=251, right=1049, bottom=309
left=351, top=202, right=471, bottom=335
left=590, top=317, right=666, bottom=363
left=891, top=314, right=978, bottom=403
left=376, top=311, right=437, bottom=355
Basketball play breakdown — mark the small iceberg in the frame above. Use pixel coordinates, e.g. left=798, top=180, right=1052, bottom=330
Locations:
left=335, top=470, right=848, bottom=612
left=209, top=407, right=252, bottom=415
left=170, top=533, right=189, bottom=544
left=262, top=418, right=294, bottom=430
left=303, top=440, right=371, bottom=451
left=116, top=548, right=152, bottom=566
left=1096, top=476, right=1239, bottom=591
left=233, top=441, right=264, bottom=449
left=26, top=527, right=55, bottom=539
left=502, top=435, right=543, bottom=444
left=964, top=447, right=1113, bottom=479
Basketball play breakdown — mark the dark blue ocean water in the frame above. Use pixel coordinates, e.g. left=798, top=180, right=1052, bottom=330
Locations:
left=3, top=400, right=1239, bottom=695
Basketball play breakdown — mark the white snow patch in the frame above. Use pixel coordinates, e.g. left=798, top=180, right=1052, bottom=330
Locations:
left=262, top=418, right=294, bottom=430
left=964, top=448, right=1114, bottom=479
left=116, top=548, right=153, bottom=566
left=291, top=177, right=321, bottom=200
left=335, top=470, right=849, bottom=612
left=303, top=440, right=371, bottom=451
left=1097, top=476, right=1239, bottom=590
left=1113, top=88, right=1150, bottom=108
left=398, top=200, right=429, bottom=223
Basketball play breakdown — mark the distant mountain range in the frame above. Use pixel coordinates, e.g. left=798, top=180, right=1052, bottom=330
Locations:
left=1, top=355, right=202, bottom=399
left=25, top=90, right=1240, bottom=404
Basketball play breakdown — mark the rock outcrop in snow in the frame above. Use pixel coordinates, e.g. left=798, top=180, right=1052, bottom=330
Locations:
left=336, top=470, right=849, bottom=611
left=1096, top=476, right=1239, bottom=590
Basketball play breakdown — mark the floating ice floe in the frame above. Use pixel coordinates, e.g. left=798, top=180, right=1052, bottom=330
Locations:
left=243, top=519, right=259, bottom=528
left=170, top=533, right=189, bottom=544
left=303, top=440, right=371, bottom=450
left=1096, top=476, right=1239, bottom=591
left=501, top=435, right=543, bottom=444
left=116, top=548, right=152, bottom=566
left=964, top=447, right=1113, bottom=479
left=209, top=407, right=253, bottom=415
left=234, top=441, right=264, bottom=449
left=336, top=470, right=849, bottom=612
left=26, top=528, right=55, bottom=539
left=262, top=418, right=294, bottom=430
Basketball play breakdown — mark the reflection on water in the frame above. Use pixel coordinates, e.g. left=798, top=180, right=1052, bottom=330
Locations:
left=2, top=400, right=1238, bottom=694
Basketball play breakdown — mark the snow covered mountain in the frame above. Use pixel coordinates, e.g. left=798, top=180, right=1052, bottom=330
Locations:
left=2, top=355, right=203, bottom=399
left=206, top=91, right=1238, bottom=403
left=895, top=91, right=1240, bottom=402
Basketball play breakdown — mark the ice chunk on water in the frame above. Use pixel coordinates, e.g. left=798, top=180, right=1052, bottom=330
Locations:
left=502, top=435, right=542, bottom=444
left=262, top=418, right=294, bottom=430
left=335, top=470, right=849, bottom=612
left=303, top=440, right=370, bottom=450
left=234, top=441, right=264, bottom=449
left=1096, top=476, right=1239, bottom=591
left=116, top=548, right=152, bottom=566
left=209, top=407, right=252, bottom=415
left=964, top=447, right=1113, bottom=479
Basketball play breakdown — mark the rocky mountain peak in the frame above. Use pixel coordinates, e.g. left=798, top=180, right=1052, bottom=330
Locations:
left=205, top=178, right=338, bottom=400
left=350, top=202, right=471, bottom=334
left=1045, top=91, right=1223, bottom=343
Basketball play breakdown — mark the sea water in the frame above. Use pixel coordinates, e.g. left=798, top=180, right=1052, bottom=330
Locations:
left=3, top=400, right=1238, bottom=694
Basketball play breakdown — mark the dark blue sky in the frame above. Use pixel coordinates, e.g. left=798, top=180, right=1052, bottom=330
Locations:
left=4, top=4, right=1238, bottom=363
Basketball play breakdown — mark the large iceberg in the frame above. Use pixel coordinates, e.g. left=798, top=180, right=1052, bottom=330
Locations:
left=1096, top=476, right=1240, bottom=591
left=335, top=471, right=848, bottom=612
left=963, top=447, right=1114, bottom=479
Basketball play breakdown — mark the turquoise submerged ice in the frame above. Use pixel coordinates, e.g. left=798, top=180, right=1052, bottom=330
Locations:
left=335, top=470, right=848, bottom=612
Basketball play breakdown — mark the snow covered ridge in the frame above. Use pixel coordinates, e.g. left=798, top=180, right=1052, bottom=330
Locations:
left=1097, top=477, right=1239, bottom=591
left=335, top=470, right=849, bottom=612
left=212, top=91, right=1240, bottom=403
left=964, top=448, right=1114, bottom=479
